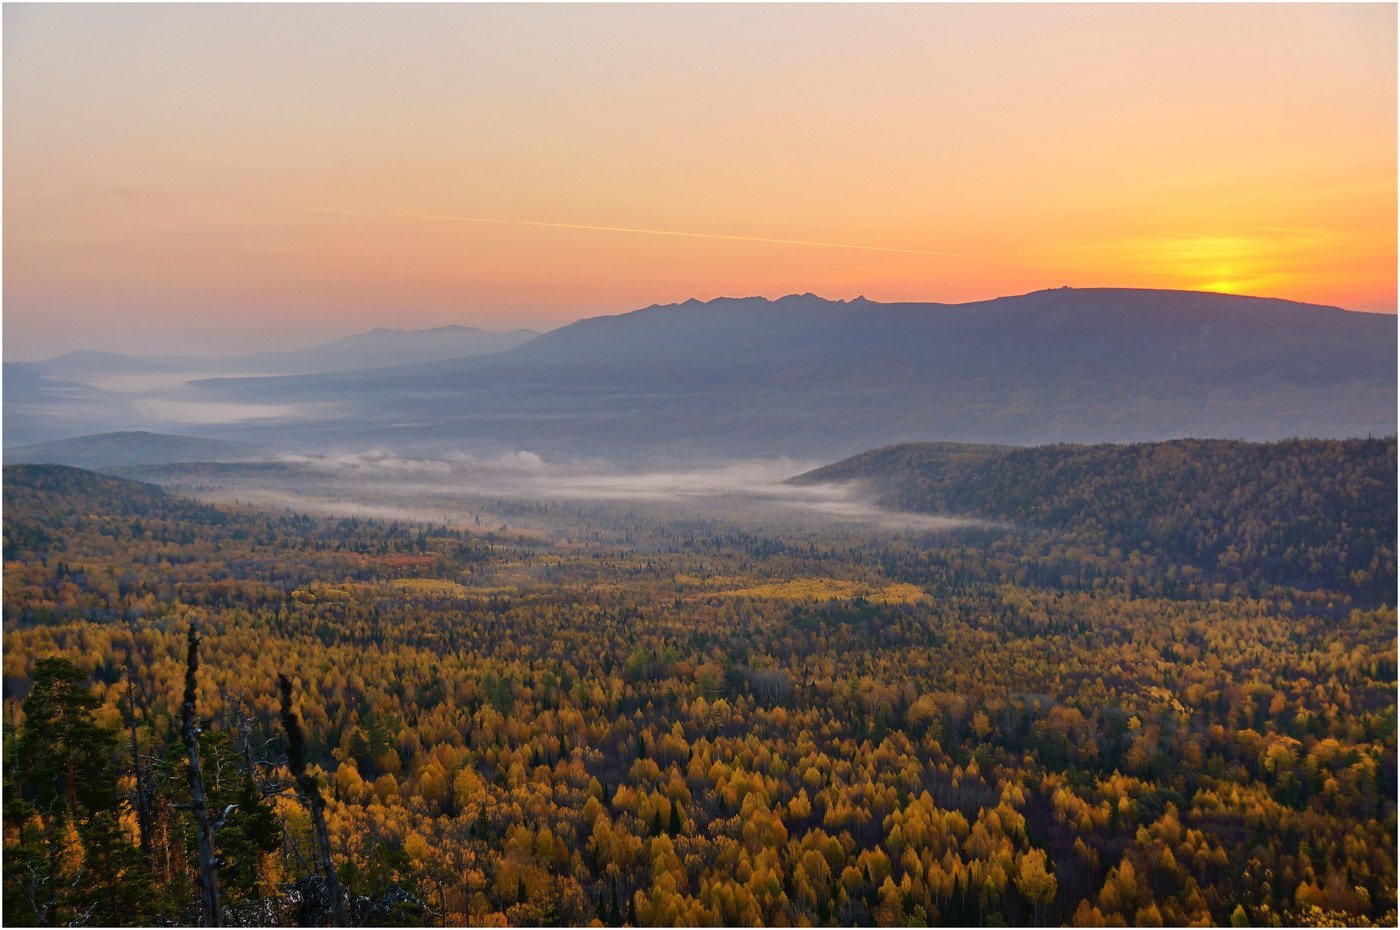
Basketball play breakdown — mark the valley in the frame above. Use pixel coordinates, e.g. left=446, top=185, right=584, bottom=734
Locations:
left=3, top=436, right=1394, bottom=926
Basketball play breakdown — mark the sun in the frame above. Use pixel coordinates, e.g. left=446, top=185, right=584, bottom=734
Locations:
left=1144, top=235, right=1274, bottom=296
left=1198, top=277, right=1243, bottom=294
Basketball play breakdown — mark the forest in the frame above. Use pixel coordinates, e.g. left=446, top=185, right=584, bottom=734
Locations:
left=796, top=438, right=1396, bottom=607
left=2, top=444, right=1396, bottom=928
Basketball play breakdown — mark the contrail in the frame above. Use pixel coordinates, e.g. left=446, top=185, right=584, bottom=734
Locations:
left=309, top=207, right=978, bottom=259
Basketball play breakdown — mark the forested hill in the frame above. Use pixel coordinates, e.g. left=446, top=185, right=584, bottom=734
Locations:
left=2, top=463, right=471, bottom=604
left=795, top=437, right=1397, bottom=606
left=2, top=464, right=224, bottom=554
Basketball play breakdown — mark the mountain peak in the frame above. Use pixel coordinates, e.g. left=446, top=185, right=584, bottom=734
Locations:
left=774, top=292, right=832, bottom=306
left=647, top=293, right=847, bottom=313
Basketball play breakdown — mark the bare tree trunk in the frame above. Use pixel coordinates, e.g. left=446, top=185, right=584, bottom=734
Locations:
left=128, top=693, right=154, bottom=863
left=124, top=642, right=155, bottom=865
left=182, top=619, right=222, bottom=927
left=42, top=819, right=60, bottom=926
left=278, top=673, right=346, bottom=927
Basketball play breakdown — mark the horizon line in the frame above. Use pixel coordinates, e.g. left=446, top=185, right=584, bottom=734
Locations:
left=6, top=284, right=1393, bottom=365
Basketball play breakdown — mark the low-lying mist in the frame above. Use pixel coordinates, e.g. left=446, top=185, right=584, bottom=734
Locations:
left=181, top=447, right=990, bottom=536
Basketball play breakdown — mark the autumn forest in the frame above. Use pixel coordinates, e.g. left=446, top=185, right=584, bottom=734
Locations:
left=2, top=437, right=1396, bottom=927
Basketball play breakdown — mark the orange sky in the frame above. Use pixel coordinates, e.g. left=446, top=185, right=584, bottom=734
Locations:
left=4, top=3, right=1396, bottom=359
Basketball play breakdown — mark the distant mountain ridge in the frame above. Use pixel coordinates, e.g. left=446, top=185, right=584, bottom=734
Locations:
left=188, top=287, right=1396, bottom=459
left=23, top=323, right=539, bottom=377
left=2, top=324, right=542, bottom=445
left=232, top=324, right=538, bottom=372
left=3, top=363, right=153, bottom=446
left=3, top=431, right=255, bottom=469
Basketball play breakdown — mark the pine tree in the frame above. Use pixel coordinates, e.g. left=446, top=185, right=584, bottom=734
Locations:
left=79, top=810, right=158, bottom=925
left=215, top=775, right=283, bottom=902
left=2, top=805, right=57, bottom=926
left=15, top=657, right=118, bottom=817
left=474, top=806, right=491, bottom=840
left=9, top=658, right=130, bottom=926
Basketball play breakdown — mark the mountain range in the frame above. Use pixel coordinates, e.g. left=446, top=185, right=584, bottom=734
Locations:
left=2, top=324, right=539, bottom=446
left=184, top=287, right=1396, bottom=460
left=27, top=324, right=539, bottom=378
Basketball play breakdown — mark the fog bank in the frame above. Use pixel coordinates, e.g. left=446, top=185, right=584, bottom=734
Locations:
left=257, top=448, right=989, bottom=532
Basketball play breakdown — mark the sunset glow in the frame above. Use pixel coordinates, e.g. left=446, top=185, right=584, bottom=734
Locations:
left=4, top=3, right=1396, bottom=359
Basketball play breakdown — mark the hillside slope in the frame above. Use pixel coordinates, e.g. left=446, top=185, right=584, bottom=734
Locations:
left=795, top=436, right=1397, bottom=605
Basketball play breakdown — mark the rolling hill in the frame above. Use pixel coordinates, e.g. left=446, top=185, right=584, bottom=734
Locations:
left=793, top=436, right=1397, bottom=605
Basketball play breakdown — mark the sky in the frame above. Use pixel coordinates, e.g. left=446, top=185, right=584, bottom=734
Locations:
left=4, top=2, right=1396, bottom=360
